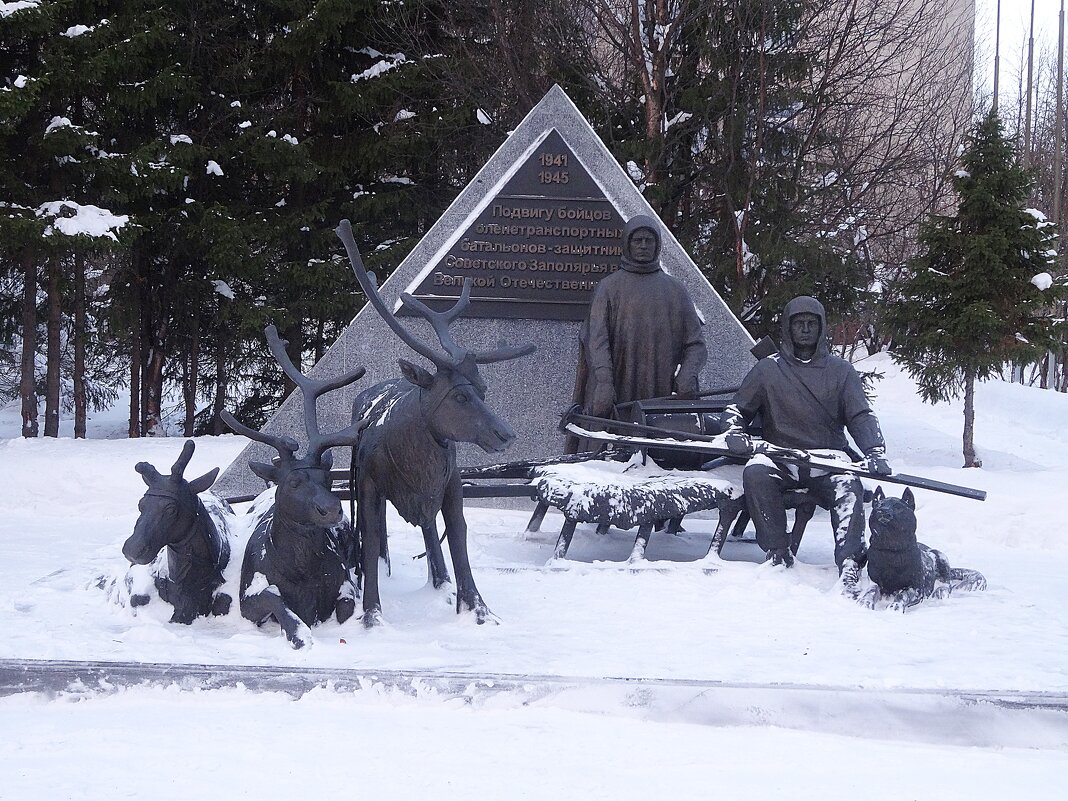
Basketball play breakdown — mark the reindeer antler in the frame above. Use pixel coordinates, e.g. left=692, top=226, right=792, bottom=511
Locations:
left=263, top=325, right=366, bottom=447
left=221, top=410, right=300, bottom=465
left=135, top=461, right=164, bottom=485
left=170, top=439, right=195, bottom=478
left=336, top=218, right=536, bottom=368
left=337, top=219, right=452, bottom=369
left=308, top=415, right=372, bottom=465
left=399, top=290, right=470, bottom=362
left=474, top=341, right=538, bottom=364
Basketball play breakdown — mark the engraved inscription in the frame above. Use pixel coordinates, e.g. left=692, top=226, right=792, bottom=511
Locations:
left=404, top=130, right=626, bottom=320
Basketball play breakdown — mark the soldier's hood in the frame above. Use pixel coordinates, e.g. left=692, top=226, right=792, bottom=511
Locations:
left=780, top=295, right=830, bottom=361
left=620, top=214, right=662, bottom=274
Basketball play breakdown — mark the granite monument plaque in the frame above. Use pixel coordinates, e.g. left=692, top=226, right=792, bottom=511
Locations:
left=402, top=131, right=624, bottom=320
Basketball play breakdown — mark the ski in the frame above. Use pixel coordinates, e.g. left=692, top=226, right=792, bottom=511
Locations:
left=562, top=421, right=987, bottom=502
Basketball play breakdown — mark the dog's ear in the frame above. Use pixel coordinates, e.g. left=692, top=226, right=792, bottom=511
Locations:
left=873, top=486, right=885, bottom=503
left=901, top=487, right=915, bottom=510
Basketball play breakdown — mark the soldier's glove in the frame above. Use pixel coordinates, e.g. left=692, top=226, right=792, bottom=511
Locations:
left=724, top=432, right=754, bottom=457
left=590, top=382, right=616, bottom=419
left=675, top=375, right=699, bottom=400
left=864, top=447, right=892, bottom=475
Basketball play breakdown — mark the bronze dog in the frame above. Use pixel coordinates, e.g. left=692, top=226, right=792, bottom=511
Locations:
left=860, top=487, right=986, bottom=611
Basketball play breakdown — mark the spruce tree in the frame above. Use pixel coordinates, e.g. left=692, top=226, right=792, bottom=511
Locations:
left=884, top=111, right=1065, bottom=467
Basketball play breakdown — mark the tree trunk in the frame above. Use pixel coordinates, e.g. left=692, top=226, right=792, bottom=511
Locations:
left=962, top=372, right=981, bottom=468
left=314, top=316, right=325, bottom=364
left=73, top=253, right=87, bottom=438
left=144, top=336, right=166, bottom=436
left=44, top=252, right=62, bottom=438
left=211, top=332, right=227, bottom=435
left=19, top=251, right=39, bottom=438
left=183, top=318, right=200, bottom=436
left=129, top=290, right=142, bottom=440
left=129, top=270, right=142, bottom=438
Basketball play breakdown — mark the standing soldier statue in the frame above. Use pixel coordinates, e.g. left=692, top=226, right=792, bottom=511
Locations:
left=570, top=215, right=707, bottom=434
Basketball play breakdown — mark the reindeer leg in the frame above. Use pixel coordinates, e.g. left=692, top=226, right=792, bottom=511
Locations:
left=857, top=585, right=881, bottom=609
left=241, top=590, right=312, bottom=649
left=422, top=520, right=452, bottom=589
left=212, top=592, right=232, bottom=616
left=948, top=568, right=987, bottom=592
left=168, top=598, right=199, bottom=625
left=334, top=520, right=360, bottom=624
left=442, top=475, right=494, bottom=624
left=358, top=483, right=385, bottom=627
left=886, top=587, right=922, bottom=613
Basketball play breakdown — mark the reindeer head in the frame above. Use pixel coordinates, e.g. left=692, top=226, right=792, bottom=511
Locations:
left=223, top=325, right=369, bottom=526
left=336, top=219, right=534, bottom=454
left=124, top=440, right=219, bottom=565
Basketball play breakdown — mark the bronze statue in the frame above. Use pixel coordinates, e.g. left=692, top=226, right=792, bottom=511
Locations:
left=222, top=325, right=368, bottom=649
left=573, top=215, right=707, bottom=420
left=337, top=219, right=534, bottom=627
left=123, top=440, right=232, bottom=623
left=860, top=487, right=986, bottom=610
left=722, top=296, right=890, bottom=596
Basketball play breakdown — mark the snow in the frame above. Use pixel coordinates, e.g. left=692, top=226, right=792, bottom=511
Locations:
left=664, top=110, right=692, bottom=129
left=44, top=116, right=72, bottom=134
left=13, top=75, right=30, bottom=88
left=210, top=279, right=234, bottom=299
left=61, top=24, right=93, bottom=37
left=1032, top=272, right=1054, bottom=290
left=351, top=54, right=407, bottom=82
left=0, top=352, right=1066, bottom=795
left=0, top=1, right=39, bottom=17
left=205, top=160, right=223, bottom=176
left=169, top=134, right=192, bottom=145
left=36, top=201, right=127, bottom=239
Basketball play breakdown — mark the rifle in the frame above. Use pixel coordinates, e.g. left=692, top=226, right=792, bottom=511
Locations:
left=560, top=408, right=987, bottom=502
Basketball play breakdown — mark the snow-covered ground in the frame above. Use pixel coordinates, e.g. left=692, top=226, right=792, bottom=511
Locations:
left=0, top=352, right=1066, bottom=798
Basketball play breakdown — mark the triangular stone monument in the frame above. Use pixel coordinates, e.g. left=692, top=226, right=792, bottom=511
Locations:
left=215, top=85, right=756, bottom=499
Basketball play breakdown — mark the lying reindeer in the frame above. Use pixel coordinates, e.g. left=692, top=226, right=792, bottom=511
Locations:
left=223, top=324, right=368, bottom=648
left=123, top=439, right=233, bottom=624
left=337, top=219, right=534, bottom=626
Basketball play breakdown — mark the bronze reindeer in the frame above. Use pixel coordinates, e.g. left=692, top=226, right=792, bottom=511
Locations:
left=222, top=325, right=369, bottom=648
left=336, top=219, right=534, bottom=626
left=123, top=439, right=232, bottom=624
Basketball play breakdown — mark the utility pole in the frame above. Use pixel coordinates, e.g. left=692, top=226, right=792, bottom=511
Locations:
left=993, top=0, right=1002, bottom=112
left=1056, top=0, right=1065, bottom=224
left=1025, top=0, right=1036, bottom=164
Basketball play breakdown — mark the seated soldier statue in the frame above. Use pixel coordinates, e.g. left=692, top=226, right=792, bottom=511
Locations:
left=721, top=296, right=891, bottom=597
